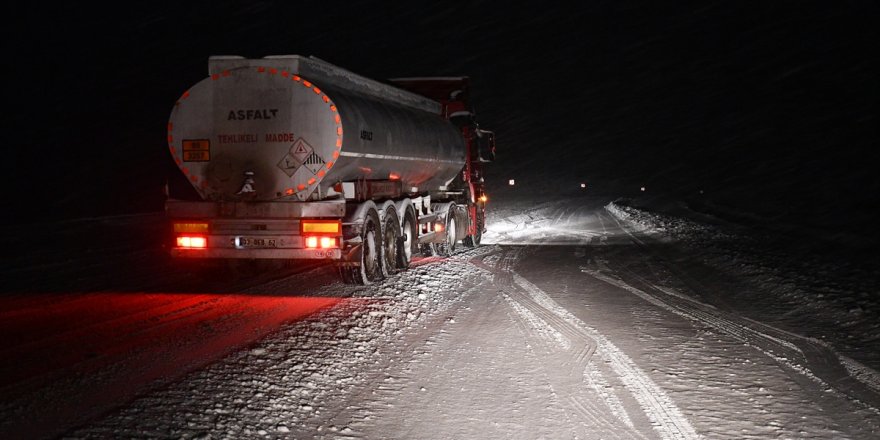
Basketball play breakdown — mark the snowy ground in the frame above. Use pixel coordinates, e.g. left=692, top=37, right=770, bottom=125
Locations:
left=2, top=194, right=879, bottom=439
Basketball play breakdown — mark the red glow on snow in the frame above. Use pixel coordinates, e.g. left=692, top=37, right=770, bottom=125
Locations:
left=0, top=291, right=368, bottom=437
left=0, top=293, right=352, bottom=389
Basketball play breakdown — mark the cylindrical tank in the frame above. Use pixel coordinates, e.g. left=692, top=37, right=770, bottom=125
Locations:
left=168, top=60, right=465, bottom=202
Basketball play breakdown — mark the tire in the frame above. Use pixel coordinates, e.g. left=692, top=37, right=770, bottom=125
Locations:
left=463, top=209, right=483, bottom=248
left=435, top=207, right=457, bottom=257
left=342, top=208, right=383, bottom=285
left=381, top=207, right=401, bottom=278
left=399, top=210, right=417, bottom=268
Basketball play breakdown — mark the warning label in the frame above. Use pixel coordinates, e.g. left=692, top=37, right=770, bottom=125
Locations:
left=277, top=138, right=314, bottom=177
left=291, top=138, right=312, bottom=163
left=182, top=139, right=210, bottom=162
left=302, top=151, right=325, bottom=175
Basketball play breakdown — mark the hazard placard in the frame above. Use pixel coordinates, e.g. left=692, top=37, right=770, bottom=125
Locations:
left=184, top=151, right=210, bottom=161
left=290, top=138, right=313, bottom=163
left=182, top=139, right=210, bottom=162
left=183, top=139, right=210, bottom=151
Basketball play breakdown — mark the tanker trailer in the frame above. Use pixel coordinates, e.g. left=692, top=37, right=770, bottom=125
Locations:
left=166, top=55, right=495, bottom=284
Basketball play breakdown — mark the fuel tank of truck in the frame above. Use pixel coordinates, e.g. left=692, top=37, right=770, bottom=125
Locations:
left=167, top=55, right=466, bottom=202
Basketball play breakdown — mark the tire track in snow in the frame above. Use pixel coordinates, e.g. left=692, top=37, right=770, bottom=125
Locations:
left=473, top=248, right=699, bottom=440
left=473, top=249, right=632, bottom=438
left=603, top=206, right=880, bottom=413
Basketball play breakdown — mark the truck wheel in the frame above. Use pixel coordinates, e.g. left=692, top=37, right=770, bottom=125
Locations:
left=381, top=207, right=401, bottom=277
left=436, top=208, right=457, bottom=256
left=399, top=210, right=417, bottom=268
left=463, top=211, right=483, bottom=247
left=343, top=208, right=383, bottom=285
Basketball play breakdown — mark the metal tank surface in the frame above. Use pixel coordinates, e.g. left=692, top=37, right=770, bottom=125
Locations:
left=168, top=55, right=466, bottom=202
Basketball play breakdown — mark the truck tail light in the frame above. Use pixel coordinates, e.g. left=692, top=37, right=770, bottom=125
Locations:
left=304, top=236, right=338, bottom=249
left=301, top=220, right=341, bottom=235
left=174, top=222, right=209, bottom=233
left=434, top=223, right=444, bottom=233
left=177, top=236, right=207, bottom=249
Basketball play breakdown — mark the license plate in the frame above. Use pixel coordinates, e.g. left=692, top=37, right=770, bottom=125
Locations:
left=236, top=237, right=277, bottom=248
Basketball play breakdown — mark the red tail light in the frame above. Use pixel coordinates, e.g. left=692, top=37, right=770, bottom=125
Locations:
left=304, top=236, right=338, bottom=249
left=177, top=236, right=207, bottom=249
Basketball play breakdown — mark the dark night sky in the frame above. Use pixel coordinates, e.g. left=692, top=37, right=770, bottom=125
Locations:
left=3, top=1, right=878, bottom=246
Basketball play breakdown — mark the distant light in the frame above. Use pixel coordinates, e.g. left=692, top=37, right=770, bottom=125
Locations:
left=699, top=189, right=704, bottom=194
left=580, top=183, right=586, bottom=189
left=640, top=186, right=646, bottom=192
left=509, top=179, right=515, bottom=186
left=479, top=195, right=488, bottom=203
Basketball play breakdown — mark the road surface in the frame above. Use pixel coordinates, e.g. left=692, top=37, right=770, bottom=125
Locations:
left=1, top=195, right=878, bottom=439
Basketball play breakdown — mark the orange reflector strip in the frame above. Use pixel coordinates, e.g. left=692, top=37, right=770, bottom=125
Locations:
left=285, top=188, right=294, bottom=195
left=257, top=67, right=265, bottom=73
left=293, top=75, right=301, bottom=81
left=269, top=68, right=278, bottom=75
left=297, top=184, right=306, bottom=191
left=174, top=222, right=209, bottom=233
left=282, top=70, right=289, bottom=77
left=336, top=139, right=342, bottom=147
left=303, top=80, right=312, bottom=87
left=211, top=74, right=219, bottom=80
left=326, top=161, right=334, bottom=169
left=330, top=105, right=337, bottom=112
left=305, top=236, right=318, bottom=248
left=302, top=220, right=341, bottom=234
left=313, top=87, right=321, bottom=94
left=337, top=127, right=343, bottom=135
left=307, top=178, right=316, bottom=185
left=177, top=236, right=207, bottom=248
left=334, top=115, right=341, bottom=124
left=322, top=95, right=330, bottom=103
left=222, top=70, right=230, bottom=77
left=317, top=170, right=325, bottom=177
left=167, top=122, right=173, bottom=131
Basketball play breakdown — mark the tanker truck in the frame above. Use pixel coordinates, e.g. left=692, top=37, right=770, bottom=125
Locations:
left=165, top=55, right=495, bottom=284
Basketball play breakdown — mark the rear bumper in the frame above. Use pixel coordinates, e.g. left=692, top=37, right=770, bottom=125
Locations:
left=172, top=247, right=341, bottom=260
left=166, top=199, right=348, bottom=261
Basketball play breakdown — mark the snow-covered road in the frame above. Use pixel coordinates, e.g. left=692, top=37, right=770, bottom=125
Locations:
left=2, top=195, right=878, bottom=439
